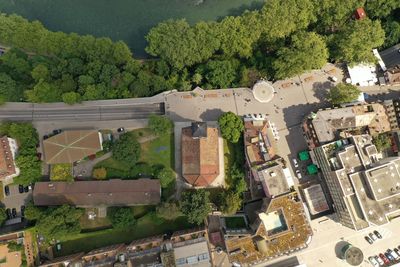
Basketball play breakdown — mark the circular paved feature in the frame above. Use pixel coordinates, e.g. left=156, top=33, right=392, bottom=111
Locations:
left=342, top=244, right=364, bottom=266
left=252, top=80, right=275, bottom=103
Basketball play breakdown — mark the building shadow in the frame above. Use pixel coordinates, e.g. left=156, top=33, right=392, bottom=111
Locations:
left=199, top=108, right=224, bottom=121
left=312, top=81, right=334, bottom=103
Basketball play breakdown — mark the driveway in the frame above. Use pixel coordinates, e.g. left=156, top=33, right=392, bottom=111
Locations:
left=73, top=152, right=112, bottom=178
left=1, top=185, right=32, bottom=223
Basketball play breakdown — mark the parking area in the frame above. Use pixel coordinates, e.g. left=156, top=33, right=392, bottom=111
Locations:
left=1, top=184, right=32, bottom=224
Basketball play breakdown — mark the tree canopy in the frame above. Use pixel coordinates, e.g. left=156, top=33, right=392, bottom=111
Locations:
left=0, top=207, right=6, bottom=226
left=148, top=115, right=173, bottom=136
left=156, top=201, right=181, bottom=220
left=112, top=132, right=141, bottom=165
left=372, top=133, right=391, bottom=152
left=180, top=189, right=211, bottom=225
left=327, top=83, right=361, bottom=104
left=218, top=112, right=244, bottom=143
left=156, top=167, right=175, bottom=189
left=333, top=18, right=385, bottom=64
left=108, top=207, right=136, bottom=229
left=273, top=31, right=328, bottom=79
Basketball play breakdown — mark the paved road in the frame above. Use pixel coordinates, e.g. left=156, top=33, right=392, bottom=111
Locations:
left=0, top=102, right=165, bottom=121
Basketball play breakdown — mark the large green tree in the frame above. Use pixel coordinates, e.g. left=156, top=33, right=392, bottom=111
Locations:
left=112, top=132, right=141, bottom=165
left=333, top=19, right=385, bottom=63
left=25, top=81, right=62, bottom=103
left=200, top=59, right=239, bottom=89
left=180, top=189, right=211, bottom=225
left=156, top=167, right=175, bottom=189
left=218, top=112, right=244, bottom=143
left=108, top=207, right=136, bottom=229
left=365, top=0, right=400, bottom=18
left=260, top=0, right=316, bottom=39
left=327, top=83, right=361, bottom=104
left=35, top=205, right=83, bottom=240
left=273, top=31, right=328, bottom=79
left=148, top=114, right=173, bottom=136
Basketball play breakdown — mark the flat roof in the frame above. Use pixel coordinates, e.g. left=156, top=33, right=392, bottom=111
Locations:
left=365, top=159, right=400, bottom=201
left=173, top=239, right=211, bottom=267
left=33, top=179, right=161, bottom=207
left=257, top=163, right=290, bottom=197
left=43, top=130, right=102, bottom=164
left=303, top=184, right=329, bottom=215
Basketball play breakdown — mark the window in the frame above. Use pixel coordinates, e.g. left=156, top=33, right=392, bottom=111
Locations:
left=176, top=258, right=186, bottom=265
left=187, top=256, right=198, bottom=264
left=198, top=252, right=209, bottom=261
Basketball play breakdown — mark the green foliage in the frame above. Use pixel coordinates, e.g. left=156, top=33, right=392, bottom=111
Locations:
left=156, top=201, right=181, bottom=220
left=50, top=164, right=73, bottom=181
left=218, top=112, right=244, bottom=143
left=327, top=83, right=361, bottom=104
left=273, top=32, right=328, bottom=79
left=260, top=0, right=315, bottom=40
left=221, top=192, right=242, bottom=215
left=112, top=132, right=141, bottom=165
left=200, top=59, right=239, bottom=89
left=0, top=207, right=6, bottom=226
left=62, top=91, right=81, bottom=105
left=333, top=19, right=385, bottom=64
left=25, top=80, right=62, bottom=103
left=156, top=167, right=175, bottom=188
left=35, top=205, right=83, bottom=240
left=7, top=241, right=23, bottom=252
left=108, top=207, right=136, bottom=229
left=24, top=202, right=43, bottom=221
left=93, top=167, right=107, bottom=179
left=372, top=134, right=391, bottom=152
left=384, top=20, right=400, bottom=48
left=365, top=0, right=400, bottom=18
left=148, top=115, right=173, bottom=136
left=180, top=189, right=211, bottom=225
left=0, top=122, right=41, bottom=185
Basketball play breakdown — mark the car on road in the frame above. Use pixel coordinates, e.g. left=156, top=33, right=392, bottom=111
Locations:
left=368, top=256, right=379, bottom=267
left=379, top=253, right=390, bottom=265
left=369, top=232, right=378, bottom=241
left=374, top=255, right=384, bottom=266
left=11, top=208, right=17, bottom=218
left=43, top=134, right=49, bottom=140
left=373, top=230, right=382, bottom=239
left=18, top=185, right=24, bottom=194
left=53, top=129, right=62, bottom=135
left=117, top=127, right=125, bottom=133
left=295, top=170, right=302, bottom=179
left=4, top=185, right=10, bottom=196
left=365, top=236, right=373, bottom=244
left=292, top=158, right=299, bottom=168
left=6, top=209, right=11, bottom=219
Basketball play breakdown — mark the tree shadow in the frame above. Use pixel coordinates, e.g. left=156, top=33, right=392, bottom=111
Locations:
left=312, top=81, right=334, bottom=103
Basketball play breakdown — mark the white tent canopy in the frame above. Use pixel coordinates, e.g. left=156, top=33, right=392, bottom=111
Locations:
left=347, top=63, right=378, bottom=86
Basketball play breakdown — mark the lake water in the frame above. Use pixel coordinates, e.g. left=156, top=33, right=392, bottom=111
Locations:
left=0, top=0, right=264, bottom=58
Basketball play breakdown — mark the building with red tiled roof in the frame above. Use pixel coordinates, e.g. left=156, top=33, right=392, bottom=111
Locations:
left=181, top=122, right=219, bottom=187
left=0, top=137, right=19, bottom=181
left=354, top=7, right=366, bottom=20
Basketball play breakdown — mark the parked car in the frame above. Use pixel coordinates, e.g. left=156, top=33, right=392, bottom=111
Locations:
left=365, top=236, right=373, bottom=244
left=4, top=185, right=10, bottom=196
left=11, top=208, right=17, bottom=218
left=394, top=248, right=400, bottom=257
left=388, top=249, right=400, bottom=260
left=374, top=255, right=384, bottom=266
left=24, top=186, right=29, bottom=193
left=369, top=232, right=378, bottom=241
left=292, top=158, right=299, bottom=168
left=295, top=170, right=302, bottom=179
left=18, top=185, right=24, bottom=194
left=20, top=206, right=25, bottom=217
left=373, top=230, right=382, bottom=239
left=117, top=127, right=125, bottom=133
left=385, top=251, right=395, bottom=262
left=379, top=253, right=390, bottom=265
left=43, top=134, right=49, bottom=140
left=6, top=209, right=11, bottom=219
left=53, top=129, right=62, bottom=135
left=368, top=256, right=379, bottom=267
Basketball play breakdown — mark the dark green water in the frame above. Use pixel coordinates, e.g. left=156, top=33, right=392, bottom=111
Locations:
left=0, top=0, right=264, bottom=58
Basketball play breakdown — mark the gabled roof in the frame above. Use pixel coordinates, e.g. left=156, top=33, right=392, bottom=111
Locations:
left=181, top=124, right=219, bottom=187
left=33, top=179, right=161, bottom=207
left=43, top=130, right=102, bottom=164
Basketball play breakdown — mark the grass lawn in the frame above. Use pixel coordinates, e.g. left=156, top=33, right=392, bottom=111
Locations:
left=94, top=157, right=132, bottom=178
left=54, top=214, right=192, bottom=257
left=139, top=130, right=174, bottom=170
left=80, top=208, right=112, bottom=231
left=131, top=205, right=155, bottom=219
left=224, top=216, right=247, bottom=229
